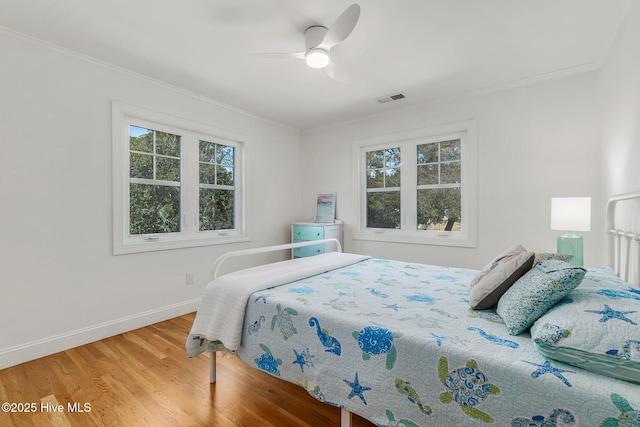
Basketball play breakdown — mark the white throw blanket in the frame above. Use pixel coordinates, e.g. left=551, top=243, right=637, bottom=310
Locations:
left=186, top=252, right=370, bottom=355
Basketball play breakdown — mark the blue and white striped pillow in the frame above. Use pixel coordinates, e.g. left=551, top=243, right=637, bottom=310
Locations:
left=530, top=268, right=640, bottom=383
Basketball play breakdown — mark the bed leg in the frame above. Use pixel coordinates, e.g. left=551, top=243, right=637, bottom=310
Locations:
left=210, top=352, right=216, bottom=383
left=340, top=408, right=352, bottom=427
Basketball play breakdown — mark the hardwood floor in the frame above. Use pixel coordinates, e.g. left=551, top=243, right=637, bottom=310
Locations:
left=0, top=313, right=375, bottom=427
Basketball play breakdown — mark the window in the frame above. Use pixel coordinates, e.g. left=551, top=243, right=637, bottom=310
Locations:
left=198, top=140, right=236, bottom=231
left=416, top=139, right=462, bottom=232
left=365, top=148, right=401, bottom=228
left=354, top=121, right=477, bottom=247
left=113, top=102, right=246, bottom=254
left=129, top=126, right=182, bottom=235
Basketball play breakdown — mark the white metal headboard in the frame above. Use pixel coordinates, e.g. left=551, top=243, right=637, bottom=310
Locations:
left=607, top=191, right=640, bottom=286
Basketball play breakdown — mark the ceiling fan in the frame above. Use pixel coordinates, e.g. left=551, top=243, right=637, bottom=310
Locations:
left=258, top=3, right=360, bottom=83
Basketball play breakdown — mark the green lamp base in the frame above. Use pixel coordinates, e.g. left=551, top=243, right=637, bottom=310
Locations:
left=557, top=231, right=583, bottom=267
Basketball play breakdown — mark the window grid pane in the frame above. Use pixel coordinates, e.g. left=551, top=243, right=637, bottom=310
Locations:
left=199, top=163, right=216, bottom=185
left=417, top=188, right=462, bottom=231
left=156, top=156, right=180, bottom=182
left=200, top=188, right=235, bottom=231
left=366, top=191, right=401, bottom=229
left=440, top=140, right=461, bottom=161
left=129, top=126, right=153, bottom=153
left=155, top=131, right=181, bottom=157
left=385, top=148, right=401, bottom=167
left=130, top=152, right=153, bottom=179
left=417, top=164, right=438, bottom=185
left=441, top=162, right=461, bottom=184
left=366, top=150, right=384, bottom=169
left=129, top=183, right=181, bottom=234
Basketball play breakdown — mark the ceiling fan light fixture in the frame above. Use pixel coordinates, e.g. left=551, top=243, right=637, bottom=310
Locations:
left=305, top=48, right=329, bottom=68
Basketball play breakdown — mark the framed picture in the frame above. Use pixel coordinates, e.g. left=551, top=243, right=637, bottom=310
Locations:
left=314, top=192, right=336, bottom=223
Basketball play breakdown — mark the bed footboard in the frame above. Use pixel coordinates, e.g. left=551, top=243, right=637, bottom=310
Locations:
left=210, top=238, right=342, bottom=281
left=207, top=238, right=343, bottom=384
left=207, top=238, right=352, bottom=424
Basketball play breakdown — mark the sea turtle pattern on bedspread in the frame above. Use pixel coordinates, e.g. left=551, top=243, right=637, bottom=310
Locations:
left=199, top=258, right=640, bottom=426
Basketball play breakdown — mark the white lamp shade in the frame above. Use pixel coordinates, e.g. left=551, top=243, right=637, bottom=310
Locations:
left=551, top=197, right=591, bottom=231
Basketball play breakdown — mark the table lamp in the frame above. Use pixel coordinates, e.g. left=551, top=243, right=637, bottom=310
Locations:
left=550, top=197, right=591, bottom=267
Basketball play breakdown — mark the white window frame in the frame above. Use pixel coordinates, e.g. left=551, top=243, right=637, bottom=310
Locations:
left=112, top=101, right=247, bottom=254
left=353, top=120, right=478, bottom=247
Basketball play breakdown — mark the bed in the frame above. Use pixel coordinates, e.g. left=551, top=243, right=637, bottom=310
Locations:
left=186, top=193, right=640, bottom=427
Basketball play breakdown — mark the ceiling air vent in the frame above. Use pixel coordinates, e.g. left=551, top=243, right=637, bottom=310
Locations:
left=376, top=93, right=406, bottom=104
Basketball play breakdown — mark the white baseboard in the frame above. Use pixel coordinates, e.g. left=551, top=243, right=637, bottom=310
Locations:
left=0, top=299, right=200, bottom=370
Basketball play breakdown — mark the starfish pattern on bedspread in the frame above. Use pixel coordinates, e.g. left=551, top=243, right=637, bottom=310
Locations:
left=584, top=304, right=638, bottom=325
left=292, top=348, right=314, bottom=372
left=523, top=360, right=574, bottom=387
left=344, top=372, right=371, bottom=405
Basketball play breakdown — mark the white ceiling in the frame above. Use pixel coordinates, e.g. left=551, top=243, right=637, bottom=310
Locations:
left=0, top=0, right=631, bottom=130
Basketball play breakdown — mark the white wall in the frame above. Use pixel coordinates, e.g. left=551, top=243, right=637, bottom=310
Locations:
left=0, top=31, right=302, bottom=368
left=4, top=3, right=636, bottom=368
left=301, top=72, right=604, bottom=270
left=600, top=1, right=640, bottom=197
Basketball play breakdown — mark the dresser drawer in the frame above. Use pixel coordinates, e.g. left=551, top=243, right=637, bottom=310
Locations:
left=293, top=243, right=324, bottom=258
left=292, top=225, right=324, bottom=241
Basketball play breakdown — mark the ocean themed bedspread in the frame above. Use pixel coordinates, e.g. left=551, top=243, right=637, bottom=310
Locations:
left=193, top=258, right=640, bottom=426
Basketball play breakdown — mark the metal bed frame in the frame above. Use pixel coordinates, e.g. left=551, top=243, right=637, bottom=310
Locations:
left=607, top=190, right=640, bottom=286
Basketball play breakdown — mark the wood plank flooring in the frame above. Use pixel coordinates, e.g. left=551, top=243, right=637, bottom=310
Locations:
left=0, top=313, right=375, bottom=427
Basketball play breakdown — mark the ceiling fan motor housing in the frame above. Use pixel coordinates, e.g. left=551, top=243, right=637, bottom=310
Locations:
left=305, top=25, right=329, bottom=51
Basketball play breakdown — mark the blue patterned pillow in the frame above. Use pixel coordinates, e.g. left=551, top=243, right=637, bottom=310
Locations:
left=531, top=269, right=640, bottom=383
left=496, top=260, right=586, bottom=335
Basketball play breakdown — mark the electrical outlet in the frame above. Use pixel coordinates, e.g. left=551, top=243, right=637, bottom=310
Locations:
left=186, top=272, right=195, bottom=285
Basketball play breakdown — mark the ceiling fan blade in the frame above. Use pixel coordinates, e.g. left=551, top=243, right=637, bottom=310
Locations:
left=252, top=52, right=305, bottom=60
left=325, top=61, right=352, bottom=83
left=320, top=4, right=360, bottom=50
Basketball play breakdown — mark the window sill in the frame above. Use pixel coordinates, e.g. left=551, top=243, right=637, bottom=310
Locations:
left=353, top=231, right=476, bottom=248
left=113, top=234, right=250, bottom=255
